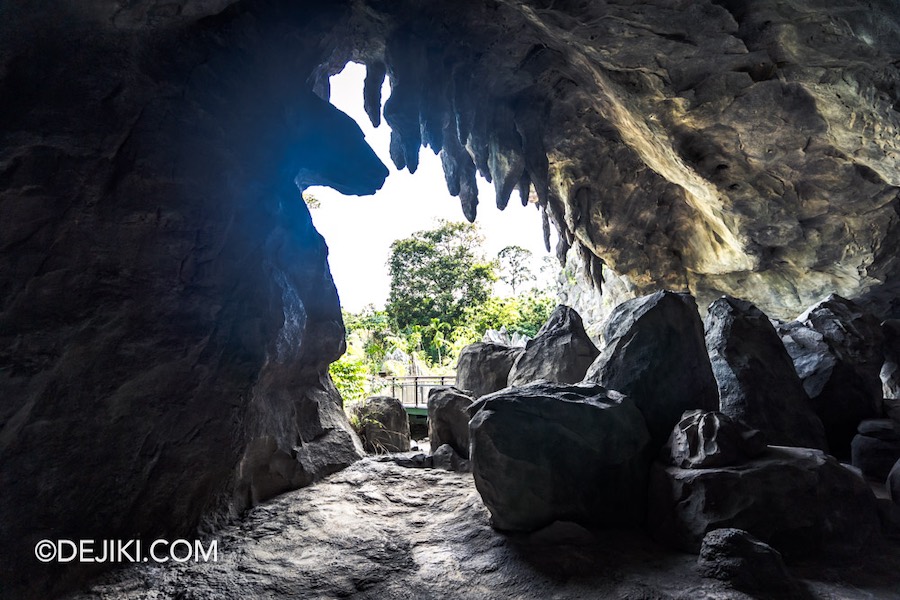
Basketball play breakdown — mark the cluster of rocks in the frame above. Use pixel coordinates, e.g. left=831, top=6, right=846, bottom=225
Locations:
left=407, top=290, right=900, bottom=591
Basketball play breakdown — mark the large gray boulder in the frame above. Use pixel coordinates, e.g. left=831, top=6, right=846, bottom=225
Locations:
left=697, top=528, right=797, bottom=595
left=883, top=319, right=900, bottom=400
left=585, top=290, right=719, bottom=451
left=427, top=386, right=474, bottom=459
left=455, top=342, right=523, bottom=399
left=469, top=381, right=651, bottom=532
left=778, top=294, right=885, bottom=456
left=506, top=306, right=598, bottom=387
left=851, top=419, right=900, bottom=481
left=705, top=296, right=827, bottom=450
left=348, top=396, right=411, bottom=454
left=664, top=410, right=767, bottom=469
left=649, top=446, right=879, bottom=558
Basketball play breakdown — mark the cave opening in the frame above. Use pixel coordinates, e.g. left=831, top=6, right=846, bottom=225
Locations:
left=305, top=61, right=557, bottom=313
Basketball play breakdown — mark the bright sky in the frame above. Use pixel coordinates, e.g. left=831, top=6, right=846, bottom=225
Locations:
left=307, top=62, right=556, bottom=312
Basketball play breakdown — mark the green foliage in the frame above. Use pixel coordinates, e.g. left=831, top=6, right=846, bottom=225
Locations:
left=329, top=352, right=368, bottom=404
left=386, top=221, right=496, bottom=331
left=498, top=245, right=536, bottom=294
left=461, top=292, right=555, bottom=338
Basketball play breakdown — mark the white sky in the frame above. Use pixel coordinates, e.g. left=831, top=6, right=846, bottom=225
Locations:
left=307, top=62, right=556, bottom=312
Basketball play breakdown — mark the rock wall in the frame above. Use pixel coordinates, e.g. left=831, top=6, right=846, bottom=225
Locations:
left=332, top=0, right=900, bottom=320
left=0, top=2, right=385, bottom=598
left=3, top=0, right=900, bottom=597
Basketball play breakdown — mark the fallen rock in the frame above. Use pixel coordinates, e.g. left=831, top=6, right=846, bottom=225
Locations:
left=851, top=419, right=900, bottom=480
left=455, top=343, right=522, bottom=399
left=432, top=443, right=472, bottom=473
left=649, top=446, right=879, bottom=558
left=348, top=396, right=411, bottom=454
left=665, top=410, right=767, bottom=469
left=507, top=305, right=599, bottom=386
left=705, top=296, right=827, bottom=450
left=585, top=291, right=719, bottom=451
left=779, top=294, right=885, bottom=456
left=883, top=319, right=900, bottom=400
left=697, top=528, right=797, bottom=594
left=427, top=386, right=474, bottom=459
left=469, top=381, right=651, bottom=532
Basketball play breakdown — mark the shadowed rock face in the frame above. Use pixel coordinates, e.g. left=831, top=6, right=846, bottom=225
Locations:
left=0, top=1, right=386, bottom=597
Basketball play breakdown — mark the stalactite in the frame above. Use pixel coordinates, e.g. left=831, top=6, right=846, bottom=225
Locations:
left=488, top=105, right=526, bottom=211
left=384, top=30, right=425, bottom=173
left=517, top=171, right=532, bottom=206
left=363, top=60, right=386, bottom=128
left=440, top=120, right=479, bottom=222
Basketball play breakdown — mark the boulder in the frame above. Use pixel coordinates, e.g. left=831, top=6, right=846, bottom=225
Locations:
left=883, top=319, right=900, bottom=400
left=665, top=410, right=767, bottom=469
left=427, top=386, right=474, bottom=459
left=890, top=459, right=900, bottom=507
left=507, top=306, right=599, bottom=387
left=469, top=381, right=651, bottom=532
left=648, top=446, right=879, bottom=558
left=584, top=290, right=719, bottom=451
left=697, top=528, right=797, bottom=594
left=705, top=296, right=827, bottom=450
left=778, top=294, right=885, bottom=456
left=455, top=343, right=523, bottom=399
left=851, top=419, right=900, bottom=480
left=348, top=396, right=411, bottom=454
left=431, top=443, right=472, bottom=473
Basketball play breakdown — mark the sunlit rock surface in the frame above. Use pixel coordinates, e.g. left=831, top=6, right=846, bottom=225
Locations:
left=332, top=0, right=900, bottom=319
left=68, top=459, right=900, bottom=600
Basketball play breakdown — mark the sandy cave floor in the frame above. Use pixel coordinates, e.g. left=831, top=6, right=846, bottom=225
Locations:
left=69, top=459, right=900, bottom=600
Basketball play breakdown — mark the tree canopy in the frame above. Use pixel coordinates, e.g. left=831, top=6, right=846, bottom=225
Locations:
left=386, top=220, right=496, bottom=330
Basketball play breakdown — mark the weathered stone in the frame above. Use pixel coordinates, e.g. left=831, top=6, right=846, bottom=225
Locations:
left=348, top=396, right=411, bottom=454
left=507, top=306, right=598, bottom=387
left=432, top=443, right=472, bottom=473
left=883, top=319, right=900, bottom=400
left=585, top=291, right=719, bottom=451
left=851, top=419, right=900, bottom=480
left=469, top=381, right=651, bottom=532
left=697, top=528, right=796, bottom=594
left=455, top=343, right=523, bottom=399
left=705, top=296, right=827, bottom=450
left=779, top=294, right=885, bottom=456
left=427, top=386, right=474, bottom=459
left=649, top=446, right=880, bottom=558
left=665, top=410, right=767, bottom=469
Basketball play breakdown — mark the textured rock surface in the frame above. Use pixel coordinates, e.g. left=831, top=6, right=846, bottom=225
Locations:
left=779, top=294, right=885, bottom=455
left=431, top=443, right=472, bottom=473
left=455, top=342, right=523, bottom=399
left=705, top=296, right=827, bottom=450
left=427, top=386, right=474, bottom=459
left=64, top=459, right=900, bottom=600
left=348, top=396, right=411, bottom=454
left=469, top=382, right=650, bottom=532
left=7, top=0, right=900, bottom=597
left=697, top=528, right=797, bottom=595
left=0, top=2, right=385, bottom=597
left=665, top=410, right=767, bottom=469
left=649, top=446, right=880, bottom=558
left=884, top=319, right=900, bottom=400
left=585, top=291, right=719, bottom=451
left=332, top=0, right=900, bottom=320
left=851, top=419, right=900, bottom=480
left=507, top=305, right=598, bottom=386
